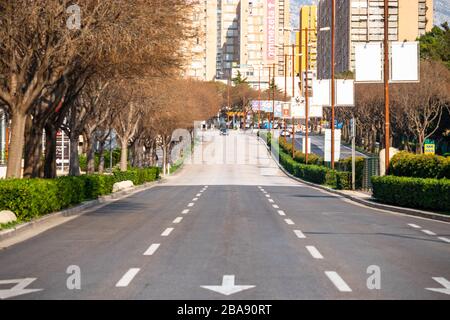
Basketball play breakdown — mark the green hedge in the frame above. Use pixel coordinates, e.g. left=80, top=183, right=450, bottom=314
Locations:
left=278, top=146, right=351, bottom=190
left=372, top=175, right=450, bottom=212
left=388, top=151, right=450, bottom=179
left=0, top=167, right=160, bottom=222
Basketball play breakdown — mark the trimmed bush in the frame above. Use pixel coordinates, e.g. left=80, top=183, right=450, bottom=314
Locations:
left=372, top=175, right=450, bottom=212
left=388, top=151, right=449, bottom=179
left=0, top=167, right=160, bottom=222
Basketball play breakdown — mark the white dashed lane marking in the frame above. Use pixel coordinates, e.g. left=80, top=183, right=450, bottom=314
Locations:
left=278, top=210, right=286, bottom=216
left=182, top=209, right=189, bottom=214
left=422, top=230, right=436, bottom=236
left=196, top=193, right=201, bottom=197
left=265, top=194, right=270, bottom=198
left=173, top=217, right=183, bottom=224
left=116, top=268, right=140, bottom=287
left=325, top=271, right=352, bottom=292
left=306, top=246, right=324, bottom=259
left=273, top=204, right=279, bottom=209
left=408, top=223, right=421, bottom=229
left=438, top=237, right=450, bottom=243
left=268, top=199, right=274, bottom=203
left=294, top=230, right=306, bottom=239
left=188, top=203, right=194, bottom=207
left=193, top=198, right=198, bottom=201
left=143, top=243, right=160, bottom=256
left=284, top=219, right=295, bottom=225
left=161, top=228, right=174, bottom=237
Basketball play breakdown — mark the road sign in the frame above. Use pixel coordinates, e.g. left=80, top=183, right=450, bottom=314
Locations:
left=424, top=142, right=435, bottom=155
left=282, top=103, right=291, bottom=119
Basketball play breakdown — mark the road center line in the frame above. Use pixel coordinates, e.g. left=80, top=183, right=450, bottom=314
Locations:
left=161, top=228, right=174, bottom=236
left=284, top=219, right=295, bottom=225
left=408, top=223, right=421, bottom=229
left=143, top=243, right=160, bottom=256
left=182, top=209, right=189, bottom=214
left=422, top=229, right=436, bottom=236
left=306, top=246, right=324, bottom=259
left=278, top=210, right=286, bottom=216
left=173, top=217, right=183, bottom=224
left=325, top=271, right=352, bottom=292
left=294, top=230, right=306, bottom=238
left=116, top=268, right=140, bottom=287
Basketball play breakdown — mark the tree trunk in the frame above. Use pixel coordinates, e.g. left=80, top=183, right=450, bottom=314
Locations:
left=23, top=116, right=44, bottom=178
left=98, top=141, right=106, bottom=174
left=44, top=124, right=57, bottom=179
left=86, top=135, right=96, bottom=174
left=69, top=134, right=81, bottom=176
left=6, top=110, right=28, bottom=178
left=120, top=138, right=128, bottom=172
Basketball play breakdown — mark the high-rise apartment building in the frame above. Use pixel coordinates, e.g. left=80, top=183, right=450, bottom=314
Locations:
left=317, top=0, right=434, bottom=79
left=295, top=5, right=318, bottom=75
left=185, top=1, right=291, bottom=88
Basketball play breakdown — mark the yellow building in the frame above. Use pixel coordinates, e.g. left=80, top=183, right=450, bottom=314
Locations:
left=295, top=5, right=317, bottom=76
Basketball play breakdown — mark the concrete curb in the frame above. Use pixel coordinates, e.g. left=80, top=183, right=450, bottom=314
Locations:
left=257, top=134, right=450, bottom=223
left=0, top=179, right=163, bottom=241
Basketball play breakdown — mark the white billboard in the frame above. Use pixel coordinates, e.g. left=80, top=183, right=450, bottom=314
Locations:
left=335, top=79, right=355, bottom=106
left=391, top=41, right=420, bottom=82
left=311, top=79, right=331, bottom=107
left=355, top=43, right=383, bottom=83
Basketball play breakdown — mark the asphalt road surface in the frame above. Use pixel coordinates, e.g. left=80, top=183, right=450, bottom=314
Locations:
left=0, top=131, right=448, bottom=300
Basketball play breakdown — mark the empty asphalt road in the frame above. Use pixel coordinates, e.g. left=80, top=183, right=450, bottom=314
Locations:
left=0, top=131, right=449, bottom=300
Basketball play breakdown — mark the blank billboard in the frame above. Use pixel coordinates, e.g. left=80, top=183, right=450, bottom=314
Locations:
left=391, top=41, right=419, bottom=82
left=311, top=79, right=331, bottom=107
left=335, top=80, right=355, bottom=106
left=355, top=43, right=383, bottom=82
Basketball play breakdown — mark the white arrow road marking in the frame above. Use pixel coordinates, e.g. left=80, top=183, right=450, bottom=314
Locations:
left=201, top=275, right=255, bottom=296
left=0, top=278, right=43, bottom=299
left=426, top=277, right=450, bottom=295
left=325, top=271, right=352, bottom=292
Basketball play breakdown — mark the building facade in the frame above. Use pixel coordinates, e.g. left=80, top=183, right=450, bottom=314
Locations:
left=185, top=0, right=291, bottom=88
left=296, top=5, right=318, bottom=75
left=317, top=0, right=434, bottom=79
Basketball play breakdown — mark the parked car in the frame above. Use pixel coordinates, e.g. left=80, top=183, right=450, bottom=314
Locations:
left=220, top=128, right=229, bottom=136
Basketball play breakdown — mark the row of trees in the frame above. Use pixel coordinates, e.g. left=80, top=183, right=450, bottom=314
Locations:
left=0, top=0, right=221, bottom=178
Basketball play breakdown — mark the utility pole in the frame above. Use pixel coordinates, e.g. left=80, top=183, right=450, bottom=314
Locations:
left=284, top=54, right=288, bottom=138
left=258, top=67, right=261, bottom=129
left=305, top=27, right=309, bottom=163
left=292, top=43, right=296, bottom=158
left=351, top=117, right=356, bottom=190
left=331, top=0, right=336, bottom=169
left=272, top=63, right=276, bottom=133
left=384, top=0, right=391, bottom=171
left=268, top=65, right=271, bottom=129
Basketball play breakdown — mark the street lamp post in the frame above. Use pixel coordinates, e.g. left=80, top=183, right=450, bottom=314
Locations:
left=383, top=0, right=390, bottom=171
left=331, top=0, right=336, bottom=169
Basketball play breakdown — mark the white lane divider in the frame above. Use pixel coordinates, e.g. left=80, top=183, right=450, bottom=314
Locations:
left=196, top=193, right=201, bottom=197
left=188, top=203, right=194, bottom=207
left=325, top=271, right=352, bottom=292
left=143, top=243, right=160, bottom=256
left=284, top=219, right=295, bottom=225
left=306, top=246, right=324, bottom=259
left=438, top=237, right=450, bottom=243
left=116, top=268, right=140, bottom=287
left=408, top=223, right=421, bottom=229
left=278, top=210, right=286, bottom=216
left=294, top=230, right=306, bottom=239
left=182, top=209, right=189, bottom=214
left=268, top=199, right=274, bottom=203
left=422, top=229, right=436, bottom=236
left=161, top=228, right=174, bottom=237
left=173, top=217, right=183, bottom=224
left=193, top=198, right=199, bottom=201
left=272, top=204, right=279, bottom=209
left=265, top=194, right=270, bottom=198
